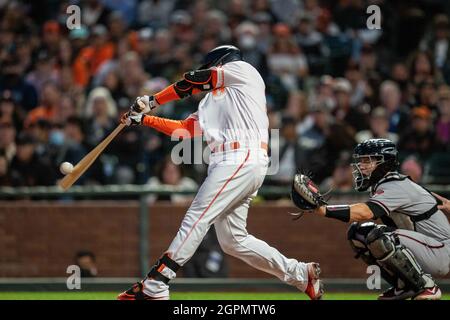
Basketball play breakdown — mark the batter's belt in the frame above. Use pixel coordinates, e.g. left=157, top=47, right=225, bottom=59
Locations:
left=209, top=141, right=268, bottom=153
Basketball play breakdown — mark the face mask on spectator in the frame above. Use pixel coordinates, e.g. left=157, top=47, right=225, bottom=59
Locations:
left=49, top=130, right=65, bottom=146
left=239, top=35, right=256, bottom=50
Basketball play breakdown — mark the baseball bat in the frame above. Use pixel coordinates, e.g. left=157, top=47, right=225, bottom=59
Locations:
left=58, top=123, right=126, bottom=190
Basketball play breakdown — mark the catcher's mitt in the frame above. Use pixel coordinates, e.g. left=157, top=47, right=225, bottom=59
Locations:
left=290, top=173, right=328, bottom=219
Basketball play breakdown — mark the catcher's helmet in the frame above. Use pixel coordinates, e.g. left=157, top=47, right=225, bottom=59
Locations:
left=351, top=139, right=399, bottom=191
left=199, top=45, right=242, bottom=70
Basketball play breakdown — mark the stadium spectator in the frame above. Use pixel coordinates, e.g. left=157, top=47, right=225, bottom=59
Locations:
left=235, top=21, right=268, bottom=78
left=332, top=77, right=369, bottom=133
left=295, top=13, right=324, bottom=75
left=80, top=0, right=111, bottom=27
left=398, top=106, right=442, bottom=160
left=267, top=23, right=308, bottom=91
left=379, top=80, right=409, bottom=133
left=25, top=81, right=61, bottom=128
left=420, top=14, right=450, bottom=77
left=9, top=133, right=55, bottom=186
left=355, top=107, right=399, bottom=143
left=40, top=21, right=62, bottom=57
left=0, top=90, right=23, bottom=132
left=0, top=52, right=38, bottom=112
left=75, top=250, right=98, bottom=278
left=0, top=151, right=14, bottom=186
left=137, top=0, right=175, bottom=29
left=72, top=24, right=115, bottom=88
left=25, top=50, right=59, bottom=95
left=146, top=156, right=198, bottom=204
left=436, top=85, right=450, bottom=148
left=401, top=156, right=424, bottom=183
left=62, top=116, right=87, bottom=167
left=320, top=151, right=353, bottom=192
left=268, top=116, right=305, bottom=185
left=0, top=121, right=16, bottom=163
left=84, top=87, right=117, bottom=148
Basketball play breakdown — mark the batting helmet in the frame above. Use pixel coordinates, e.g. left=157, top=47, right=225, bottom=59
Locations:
left=351, top=138, right=399, bottom=191
left=198, top=45, right=243, bottom=70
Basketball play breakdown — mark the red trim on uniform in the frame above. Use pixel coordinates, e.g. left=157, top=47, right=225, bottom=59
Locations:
left=173, top=150, right=251, bottom=257
left=211, top=69, right=218, bottom=88
left=396, top=233, right=445, bottom=249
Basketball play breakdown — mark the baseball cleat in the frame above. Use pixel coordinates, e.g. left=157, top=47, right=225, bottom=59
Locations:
left=305, top=262, right=324, bottom=300
left=117, top=281, right=168, bottom=300
left=413, top=285, right=442, bottom=300
left=377, top=287, right=417, bottom=300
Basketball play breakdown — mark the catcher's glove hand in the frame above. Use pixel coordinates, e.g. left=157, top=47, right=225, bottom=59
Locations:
left=290, top=173, right=328, bottom=220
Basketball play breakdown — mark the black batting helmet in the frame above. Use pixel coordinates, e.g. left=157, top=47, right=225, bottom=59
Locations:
left=198, top=45, right=243, bottom=70
left=351, top=139, right=399, bottom=191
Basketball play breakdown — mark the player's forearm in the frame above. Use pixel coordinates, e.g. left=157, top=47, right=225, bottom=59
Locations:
left=142, top=115, right=202, bottom=138
left=316, top=203, right=374, bottom=222
left=349, top=203, right=374, bottom=222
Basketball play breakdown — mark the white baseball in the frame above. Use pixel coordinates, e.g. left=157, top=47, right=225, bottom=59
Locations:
left=60, top=162, right=74, bottom=175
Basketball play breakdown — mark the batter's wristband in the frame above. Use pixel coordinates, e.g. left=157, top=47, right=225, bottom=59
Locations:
left=325, top=205, right=350, bottom=222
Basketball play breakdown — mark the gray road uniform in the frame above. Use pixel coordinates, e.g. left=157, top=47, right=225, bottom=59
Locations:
left=365, top=173, right=450, bottom=277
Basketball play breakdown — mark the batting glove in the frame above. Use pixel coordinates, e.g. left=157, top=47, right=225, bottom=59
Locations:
left=120, top=111, right=144, bottom=126
left=131, top=95, right=159, bottom=114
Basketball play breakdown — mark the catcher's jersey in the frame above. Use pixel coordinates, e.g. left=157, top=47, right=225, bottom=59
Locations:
left=196, top=61, right=269, bottom=148
left=366, top=173, right=450, bottom=242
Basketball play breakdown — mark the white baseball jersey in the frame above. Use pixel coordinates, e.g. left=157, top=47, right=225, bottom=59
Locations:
left=143, top=60, right=310, bottom=299
left=197, top=61, right=269, bottom=148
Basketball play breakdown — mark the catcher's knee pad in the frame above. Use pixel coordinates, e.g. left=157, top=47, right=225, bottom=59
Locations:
left=347, top=222, right=378, bottom=264
left=366, top=230, right=428, bottom=291
left=365, top=225, right=397, bottom=260
left=147, top=253, right=181, bottom=284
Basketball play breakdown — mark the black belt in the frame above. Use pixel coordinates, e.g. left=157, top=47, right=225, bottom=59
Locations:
left=410, top=204, right=438, bottom=222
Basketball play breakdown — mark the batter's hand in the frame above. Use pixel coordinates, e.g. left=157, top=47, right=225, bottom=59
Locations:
left=132, top=95, right=159, bottom=114
left=432, top=192, right=450, bottom=214
left=120, top=111, right=143, bottom=126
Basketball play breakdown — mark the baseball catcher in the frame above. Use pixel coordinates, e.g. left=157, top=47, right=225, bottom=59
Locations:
left=291, top=138, right=450, bottom=300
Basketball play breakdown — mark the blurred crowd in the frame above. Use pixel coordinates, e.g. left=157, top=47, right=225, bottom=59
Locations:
left=0, top=0, right=450, bottom=193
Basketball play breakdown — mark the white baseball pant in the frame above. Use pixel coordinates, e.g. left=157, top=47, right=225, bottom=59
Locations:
left=143, top=148, right=309, bottom=298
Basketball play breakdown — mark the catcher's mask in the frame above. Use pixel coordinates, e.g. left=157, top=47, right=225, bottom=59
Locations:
left=198, top=45, right=243, bottom=70
left=351, top=139, right=399, bottom=191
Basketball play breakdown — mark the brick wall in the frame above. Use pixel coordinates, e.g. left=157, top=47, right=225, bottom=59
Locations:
left=0, top=201, right=449, bottom=279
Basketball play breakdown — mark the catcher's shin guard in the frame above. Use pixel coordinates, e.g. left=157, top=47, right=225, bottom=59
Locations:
left=147, top=253, right=181, bottom=284
left=366, top=227, right=432, bottom=292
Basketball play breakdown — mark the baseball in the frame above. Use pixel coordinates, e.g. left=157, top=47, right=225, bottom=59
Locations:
left=60, top=162, right=74, bottom=175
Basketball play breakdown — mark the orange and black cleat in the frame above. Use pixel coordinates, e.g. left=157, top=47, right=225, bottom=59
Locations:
left=117, top=281, right=166, bottom=300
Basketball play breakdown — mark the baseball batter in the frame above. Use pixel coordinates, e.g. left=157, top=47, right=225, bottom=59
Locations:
left=117, top=45, right=323, bottom=300
left=292, top=138, right=450, bottom=300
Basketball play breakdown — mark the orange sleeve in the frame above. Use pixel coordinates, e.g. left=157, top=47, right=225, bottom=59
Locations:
left=72, top=48, right=92, bottom=87
left=142, top=115, right=202, bottom=138
left=154, top=84, right=181, bottom=105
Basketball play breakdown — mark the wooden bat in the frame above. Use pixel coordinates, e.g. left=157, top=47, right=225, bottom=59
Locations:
left=58, top=123, right=126, bottom=190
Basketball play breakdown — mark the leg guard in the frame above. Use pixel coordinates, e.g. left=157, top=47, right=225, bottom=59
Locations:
left=366, top=227, right=429, bottom=292
left=147, top=253, right=181, bottom=284
left=347, top=222, right=398, bottom=286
